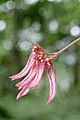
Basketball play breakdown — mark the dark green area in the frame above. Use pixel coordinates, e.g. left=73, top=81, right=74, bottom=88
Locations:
left=0, top=0, right=80, bottom=120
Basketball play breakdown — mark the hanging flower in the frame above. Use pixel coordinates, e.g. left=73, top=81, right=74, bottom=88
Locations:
left=9, top=44, right=56, bottom=105
left=9, top=37, right=80, bottom=105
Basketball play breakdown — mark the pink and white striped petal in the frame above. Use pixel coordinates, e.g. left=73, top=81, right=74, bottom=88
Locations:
left=16, top=86, right=30, bottom=99
left=46, top=63, right=56, bottom=105
left=16, top=62, right=45, bottom=99
left=9, top=52, right=36, bottom=80
left=30, top=63, right=45, bottom=89
left=16, top=63, right=40, bottom=89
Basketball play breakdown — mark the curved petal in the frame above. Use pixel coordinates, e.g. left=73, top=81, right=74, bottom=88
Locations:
left=16, top=86, right=30, bottom=99
left=9, top=52, right=36, bottom=80
left=16, top=62, right=45, bottom=99
left=30, top=63, right=45, bottom=89
left=16, top=64, right=39, bottom=89
left=46, top=63, right=56, bottom=105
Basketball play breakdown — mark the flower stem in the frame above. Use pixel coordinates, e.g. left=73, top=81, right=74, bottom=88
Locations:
left=50, top=37, right=80, bottom=59
left=57, top=37, right=80, bottom=54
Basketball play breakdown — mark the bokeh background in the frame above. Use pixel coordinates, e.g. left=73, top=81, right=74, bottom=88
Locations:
left=0, top=0, right=80, bottom=120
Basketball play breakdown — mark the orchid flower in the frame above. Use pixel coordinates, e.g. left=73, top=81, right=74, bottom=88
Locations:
left=9, top=44, right=56, bottom=105
left=9, top=37, right=80, bottom=105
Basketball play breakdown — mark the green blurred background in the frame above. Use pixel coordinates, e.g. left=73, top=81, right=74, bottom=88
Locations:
left=0, top=0, right=80, bottom=120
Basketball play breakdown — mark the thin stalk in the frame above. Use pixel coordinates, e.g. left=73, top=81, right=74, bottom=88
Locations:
left=50, top=37, right=80, bottom=59
left=57, top=37, right=80, bottom=54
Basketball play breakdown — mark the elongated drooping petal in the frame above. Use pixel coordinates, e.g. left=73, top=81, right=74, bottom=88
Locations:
left=16, top=75, right=38, bottom=99
left=9, top=52, right=36, bottom=80
left=16, top=86, right=30, bottom=99
left=16, top=63, right=40, bottom=99
left=16, top=62, right=45, bottom=99
left=47, top=63, right=56, bottom=105
left=30, top=63, right=45, bottom=89
left=16, top=63, right=39, bottom=90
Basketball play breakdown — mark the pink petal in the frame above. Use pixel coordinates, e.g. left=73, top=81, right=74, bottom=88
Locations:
left=30, top=62, right=45, bottom=89
left=16, top=86, right=30, bottom=99
left=46, top=63, right=56, bottom=105
left=9, top=52, right=36, bottom=80
left=16, top=63, right=44, bottom=99
left=16, top=64, right=39, bottom=89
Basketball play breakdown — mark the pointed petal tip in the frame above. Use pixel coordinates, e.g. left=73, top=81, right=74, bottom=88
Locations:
left=46, top=100, right=50, bottom=106
left=15, top=84, right=22, bottom=90
left=11, top=78, right=16, bottom=81
left=46, top=95, right=56, bottom=106
left=9, top=76, right=12, bottom=79
left=15, top=83, right=19, bottom=87
left=16, top=94, right=21, bottom=100
left=18, top=87, right=22, bottom=90
left=9, top=76, right=15, bottom=80
left=16, top=96, right=19, bottom=100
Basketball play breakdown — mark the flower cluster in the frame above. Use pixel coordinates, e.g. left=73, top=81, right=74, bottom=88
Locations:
left=9, top=44, right=56, bottom=105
